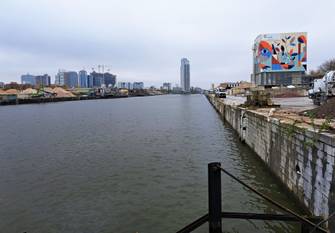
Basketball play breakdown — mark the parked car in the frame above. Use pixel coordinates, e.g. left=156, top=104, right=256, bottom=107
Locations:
left=215, top=91, right=226, bottom=98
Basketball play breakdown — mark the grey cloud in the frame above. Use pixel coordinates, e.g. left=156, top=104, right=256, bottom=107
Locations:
left=0, top=0, right=334, bottom=88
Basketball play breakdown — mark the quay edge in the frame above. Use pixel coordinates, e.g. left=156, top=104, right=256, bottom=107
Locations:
left=206, top=94, right=335, bottom=231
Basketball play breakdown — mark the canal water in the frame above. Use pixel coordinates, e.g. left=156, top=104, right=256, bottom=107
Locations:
left=0, top=95, right=304, bottom=233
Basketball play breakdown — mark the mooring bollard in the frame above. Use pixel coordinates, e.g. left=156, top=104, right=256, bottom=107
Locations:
left=208, top=162, right=222, bottom=233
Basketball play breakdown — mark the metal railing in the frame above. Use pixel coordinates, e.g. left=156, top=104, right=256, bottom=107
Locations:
left=176, top=162, right=328, bottom=233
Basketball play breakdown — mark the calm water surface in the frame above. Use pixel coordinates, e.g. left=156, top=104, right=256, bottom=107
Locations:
left=0, top=95, right=303, bottom=233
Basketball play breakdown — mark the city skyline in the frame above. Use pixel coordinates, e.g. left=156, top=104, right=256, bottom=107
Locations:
left=8, top=64, right=203, bottom=89
left=13, top=68, right=190, bottom=89
left=0, top=0, right=334, bottom=88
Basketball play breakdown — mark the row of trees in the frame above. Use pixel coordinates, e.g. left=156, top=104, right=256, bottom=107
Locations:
left=310, top=58, right=335, bottom=75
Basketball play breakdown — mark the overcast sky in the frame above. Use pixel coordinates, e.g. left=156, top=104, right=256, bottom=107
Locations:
left=0, top=0, right=334, bottom=88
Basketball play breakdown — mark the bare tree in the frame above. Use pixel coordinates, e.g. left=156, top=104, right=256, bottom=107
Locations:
left=318, top=59, right=335, bottom=74
left=309, top=69, right=322, bottom=75
left=309, top=58, right=335, bottom=75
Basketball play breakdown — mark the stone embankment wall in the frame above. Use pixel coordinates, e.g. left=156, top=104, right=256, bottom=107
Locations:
left=206, top=95, right=335, bottom=230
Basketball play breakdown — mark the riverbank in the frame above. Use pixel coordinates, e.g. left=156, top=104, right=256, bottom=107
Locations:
left=0, top=95, right=129, bottom=106
left=206, top=94, right=335, bottom=231
left=0, top=85, right=172, bottom=106
left=0, top=93, right=168, bottom=106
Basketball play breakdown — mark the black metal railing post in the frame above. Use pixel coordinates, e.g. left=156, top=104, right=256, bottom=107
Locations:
left=301, top=223, right=310, bottom=233
left=208, top=162, right=222, bottom=233
left=177, top=163, right=327, bottom=233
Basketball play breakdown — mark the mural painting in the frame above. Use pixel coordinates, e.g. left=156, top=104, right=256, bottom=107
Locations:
left=255, top=32, right=307, bottom=72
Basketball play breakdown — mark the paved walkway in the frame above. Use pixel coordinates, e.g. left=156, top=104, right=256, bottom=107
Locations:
left=223, top=96, right=315, bottom=112
left=217, top=95, right=334, bottom=129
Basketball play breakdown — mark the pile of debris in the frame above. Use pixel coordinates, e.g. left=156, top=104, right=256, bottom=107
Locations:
left=0, top=89, right=19, bottom=95
left=44, top=87, right=75, bottom=98
left=21, top=88, right=37, bottom=94
left=306, top=98, right=335, bottom=119
left=244, top=90, right=279, bottom=108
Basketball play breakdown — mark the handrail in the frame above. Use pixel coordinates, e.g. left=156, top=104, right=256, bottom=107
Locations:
left=220, top=212, right=322, bottom=222
left=176, top=214, right=209, bottom=233
left=176, top=162, right=328, bottom=233
left=217, top=164, right=328, bottom=233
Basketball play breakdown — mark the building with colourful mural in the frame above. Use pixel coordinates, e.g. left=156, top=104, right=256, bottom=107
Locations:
left=251, top=32, right=309, bottom=87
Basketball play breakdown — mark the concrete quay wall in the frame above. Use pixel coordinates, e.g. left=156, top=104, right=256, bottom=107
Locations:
left=207, top=95, right=335, bottom=229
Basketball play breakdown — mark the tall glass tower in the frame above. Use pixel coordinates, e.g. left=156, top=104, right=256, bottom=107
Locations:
left=79, top=70, right=88, bottom=88
left=180, top=58, right=190, bottom=93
